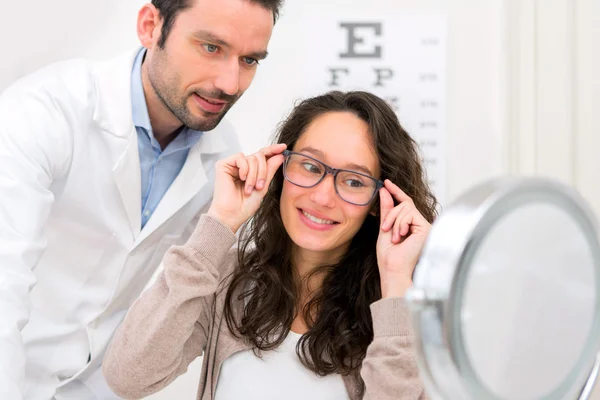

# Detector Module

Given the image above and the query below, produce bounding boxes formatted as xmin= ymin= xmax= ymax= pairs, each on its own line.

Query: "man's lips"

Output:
xmin=193 ymin=93 xmax=227 ymax=113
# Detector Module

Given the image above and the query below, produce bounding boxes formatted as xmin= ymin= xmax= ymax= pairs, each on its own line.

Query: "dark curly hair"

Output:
xmin=151 ymin=0 xmax=283 ymax=48
xmin=223 ymin=91 xmax=438 ymax=378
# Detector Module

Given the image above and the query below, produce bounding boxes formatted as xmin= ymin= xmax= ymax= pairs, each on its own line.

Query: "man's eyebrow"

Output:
xmin=297 ymin=146 xmax=375 ymax=176
xmin=193 ymin=30 xmax=230 ymax=47
xmin=248 ymin=50 xmax=269 ymax=60
xmin=193 ymin=30 xmax=268 ymax=60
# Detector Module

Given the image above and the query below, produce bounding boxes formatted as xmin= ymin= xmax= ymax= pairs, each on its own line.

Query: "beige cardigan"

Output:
xmin=103 ymin=215 xmax=428 ymax=400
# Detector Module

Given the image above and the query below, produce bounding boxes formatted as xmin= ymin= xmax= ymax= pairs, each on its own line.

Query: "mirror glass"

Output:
xmin=459 ymin=201 xmax=598 ymax=399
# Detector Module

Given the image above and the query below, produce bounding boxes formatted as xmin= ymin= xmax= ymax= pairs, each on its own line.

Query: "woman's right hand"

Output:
xmin=207 ymin=143 xmax=287 ymax=233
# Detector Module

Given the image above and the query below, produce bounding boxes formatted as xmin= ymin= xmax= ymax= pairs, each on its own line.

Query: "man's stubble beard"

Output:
xmin=148 ymin=52 xmax=240 ymax=132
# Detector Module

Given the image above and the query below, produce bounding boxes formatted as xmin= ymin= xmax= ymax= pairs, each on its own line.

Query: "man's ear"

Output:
xmin=137 ymin=4 xmax=163 ymax=49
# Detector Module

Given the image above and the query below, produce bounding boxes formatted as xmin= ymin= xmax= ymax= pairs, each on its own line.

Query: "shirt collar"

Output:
xmin=131 ymin=47 xmax=152 ymax=134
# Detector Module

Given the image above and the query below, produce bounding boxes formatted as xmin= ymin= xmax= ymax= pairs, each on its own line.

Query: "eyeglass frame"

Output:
xmin=282 ymin=150 xmax=384 ymax=206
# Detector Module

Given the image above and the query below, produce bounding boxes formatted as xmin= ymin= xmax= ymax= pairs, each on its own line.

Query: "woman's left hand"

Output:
xmin=376 ymin=180 xmax=432 ymax=298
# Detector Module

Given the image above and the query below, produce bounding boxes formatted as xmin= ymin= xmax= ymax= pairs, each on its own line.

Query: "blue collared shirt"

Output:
xmin=131 ymin=48 xmax=203 ymax=228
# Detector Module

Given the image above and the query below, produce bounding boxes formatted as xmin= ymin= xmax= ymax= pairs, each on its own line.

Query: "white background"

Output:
xmin=2 ymin=0 xmax=599 ymax=399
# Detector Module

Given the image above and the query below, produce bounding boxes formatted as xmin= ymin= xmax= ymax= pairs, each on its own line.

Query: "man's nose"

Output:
xmin=213 ymin=59 xmax=240 ymax=96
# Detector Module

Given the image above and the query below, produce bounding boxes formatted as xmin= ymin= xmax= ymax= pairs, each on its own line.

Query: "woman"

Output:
xmin=103 ymin=91 xmax=438 ymax=399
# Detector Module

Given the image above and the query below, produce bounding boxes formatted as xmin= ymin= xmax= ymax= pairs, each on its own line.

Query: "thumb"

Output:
xmin=379 ymin=187 xmax=394 ymax=227
xmin=264 ymin=154 xmax=285 ymax=188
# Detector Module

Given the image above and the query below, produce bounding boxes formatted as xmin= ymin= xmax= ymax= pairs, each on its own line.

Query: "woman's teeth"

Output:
xmin=302 ymin=210 xmax=334 ymax=225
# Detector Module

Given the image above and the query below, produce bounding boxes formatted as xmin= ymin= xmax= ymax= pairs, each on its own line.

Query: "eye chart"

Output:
xmin=231 ymin=12 xmax=447 ymax=204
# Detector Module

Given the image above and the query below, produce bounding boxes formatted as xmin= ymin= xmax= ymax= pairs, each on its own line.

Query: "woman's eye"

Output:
xmin=204 ymin=44 xmax=219 ymax=53
xmin=301 ymin=162 xmax=322 ymax=174
xmin=345 ymin=179 xmax=365 ymax=188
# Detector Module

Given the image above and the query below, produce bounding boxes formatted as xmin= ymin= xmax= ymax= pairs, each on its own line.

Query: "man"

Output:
xmin=0 ymin=0 xmax=282 ymax=398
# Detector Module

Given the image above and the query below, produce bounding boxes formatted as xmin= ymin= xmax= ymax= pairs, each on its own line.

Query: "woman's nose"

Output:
xmin=308 ymin=174 xmax=336 ymax=207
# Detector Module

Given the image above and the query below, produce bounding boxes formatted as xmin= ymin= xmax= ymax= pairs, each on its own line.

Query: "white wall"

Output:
xmin=0 ymin=0 xmax=147 ymax=88
xmin=2 ymin=0 xmax=599 ymax=399
xmin=504 ymin=0 xmax=600 ymax=217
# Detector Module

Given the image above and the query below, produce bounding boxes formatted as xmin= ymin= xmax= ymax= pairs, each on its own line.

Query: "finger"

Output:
xmin=381 ymin=203 xmax=405 ymax=232
xmin=216 ymin=158 xmax=238 ymax=180
xmin=384 ymin=179 xmax=413 ymax=204
xmin=378 ymin=187 xmax=395 ymax=227
xmin=260 ymin=143 xmax=287 ymax=157
xmin=399 ymin=213 xmax=412 ymax=237
xmin=261 ymin=154 xmax=285 ymax=191
xmin=254 ymin=153 xmax=268 ymax=190
xmin=394 ymin=211 xmax=415 ymax=242
xmin=392 ymin=218 xmax=403 ymax=244
xmin=234 ymin=153 xmax=249 ymax=181
xmin=391 ymin=207 xmax=411 ymax=242
xmin=244 ymin=156 xmax=258 ymax=195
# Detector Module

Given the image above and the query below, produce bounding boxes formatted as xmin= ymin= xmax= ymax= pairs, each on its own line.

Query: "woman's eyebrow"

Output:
xmin=297 ymin=146 xmax=374 ymax=176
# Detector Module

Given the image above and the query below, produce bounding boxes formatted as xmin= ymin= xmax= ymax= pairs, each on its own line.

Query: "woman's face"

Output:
xmin=280 ymin=111 xmax=381 ymax=262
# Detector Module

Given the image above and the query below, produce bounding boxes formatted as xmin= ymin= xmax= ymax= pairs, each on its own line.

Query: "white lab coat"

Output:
xmin=0 ymin=49 xmax=240 ymax=399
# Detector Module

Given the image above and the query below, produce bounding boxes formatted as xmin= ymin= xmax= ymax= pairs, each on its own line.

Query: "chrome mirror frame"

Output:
xmin=406 ymin=178 xmax=600 ymax=400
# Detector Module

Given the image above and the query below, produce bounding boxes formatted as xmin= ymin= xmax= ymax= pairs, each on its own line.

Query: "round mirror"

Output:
xmin=407 ymin=178 xmax=600 ymax=400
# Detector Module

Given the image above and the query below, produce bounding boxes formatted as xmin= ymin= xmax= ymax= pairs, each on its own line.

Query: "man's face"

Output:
xmin=145 ymin=0 xmax=274 ymax=131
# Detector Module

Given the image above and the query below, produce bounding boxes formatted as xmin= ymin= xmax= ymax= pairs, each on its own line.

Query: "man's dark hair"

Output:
xmin=151 ymin=0 xmax=283 ymax=48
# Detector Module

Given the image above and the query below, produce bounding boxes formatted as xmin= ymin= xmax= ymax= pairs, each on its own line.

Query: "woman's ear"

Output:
xmin=369 ymin=198 xmax=379 ymax=217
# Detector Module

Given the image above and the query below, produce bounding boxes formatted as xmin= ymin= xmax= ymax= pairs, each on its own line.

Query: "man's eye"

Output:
xmin=203 ymin=44 xmax=219 ymax=53
xmin=243 ymin=57 xmax=259 ymax=66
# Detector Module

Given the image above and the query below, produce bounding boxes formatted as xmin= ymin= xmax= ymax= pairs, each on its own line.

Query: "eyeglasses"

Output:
xmin=282 ymin=150 xmax=383 ymax=206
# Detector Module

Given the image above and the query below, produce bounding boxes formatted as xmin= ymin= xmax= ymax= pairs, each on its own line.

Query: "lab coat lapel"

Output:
xmin=92 ymin=49 xmax=142 ymax=239
xmin=134 ymin=126 xmax=229 ymax=246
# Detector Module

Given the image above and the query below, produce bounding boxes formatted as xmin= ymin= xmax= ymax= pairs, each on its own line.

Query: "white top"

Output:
xmin=214 ymin=331 xmax=350 ymax=400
